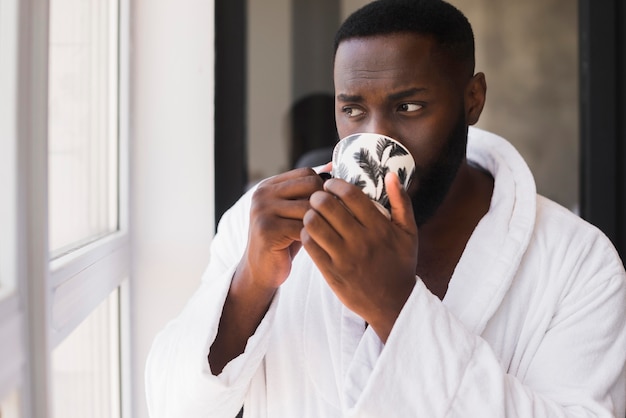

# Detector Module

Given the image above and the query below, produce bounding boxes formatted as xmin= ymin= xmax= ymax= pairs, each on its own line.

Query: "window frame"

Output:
xmin=0 ymin=0 xmax=131 ymax=416
xmin=0 ymin=0 xmax=23 ymax=405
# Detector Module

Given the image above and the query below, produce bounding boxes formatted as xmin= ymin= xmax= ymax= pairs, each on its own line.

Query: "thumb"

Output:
xmin=385 ymin=172 xmax=417 ymax=233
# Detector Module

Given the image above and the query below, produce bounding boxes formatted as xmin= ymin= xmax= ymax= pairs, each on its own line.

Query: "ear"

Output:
xmin=465 ymin=72 xmax=487 ymax=125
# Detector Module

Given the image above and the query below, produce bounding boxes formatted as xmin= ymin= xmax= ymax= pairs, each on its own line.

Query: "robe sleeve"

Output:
xmin=145 ymin=188 xmax=278 ymax=418
xmin=342 ymin=236 xmax=626 ymax=417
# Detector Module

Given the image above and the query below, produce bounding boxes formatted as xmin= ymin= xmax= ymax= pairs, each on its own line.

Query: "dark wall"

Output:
xmin=214 ymin=0 xmax=247 ymax=225
xmin=579 ymin=0 xmax=626 ymax=261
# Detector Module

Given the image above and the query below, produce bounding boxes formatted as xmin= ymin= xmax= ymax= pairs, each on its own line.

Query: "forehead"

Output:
xmin=334 ymin=33 xmax=452 ymax=90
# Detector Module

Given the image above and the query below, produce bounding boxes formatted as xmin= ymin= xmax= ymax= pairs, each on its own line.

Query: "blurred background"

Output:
xmin=244 ymin=0 xmax=579 ymax=208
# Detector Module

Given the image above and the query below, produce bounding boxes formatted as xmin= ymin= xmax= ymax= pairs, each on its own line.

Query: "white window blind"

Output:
xmin=0 ymin=0 xmax=19 ymax=298
xmin=0 ymin=390 xmax=21 ymax=418
xmin=47 ymin=0 xmax=128 ymax=416
xmin=48 ymin=0 xmax=119 ymax=257
xmin=52 ymin=289 xmax=120 ymax=418
xmin=0 ymin=0 xmax=25 ymax=416
xmin=0 ymin=0 xmax=129 ymax=415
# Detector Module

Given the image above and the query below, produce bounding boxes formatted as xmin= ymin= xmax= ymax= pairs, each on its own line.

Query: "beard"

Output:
xmin=410 ymin=113 xmax=468 ymax=227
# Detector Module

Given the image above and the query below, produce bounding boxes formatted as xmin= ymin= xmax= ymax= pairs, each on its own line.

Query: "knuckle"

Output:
xmin=310 ymin=190 xmax=335 ymax=210
xmin=302 ymin=208 xmax=322 ymax=230
xmin=302 ymin=209 xmax=314 ymax=226
xmin=300 ymin=229 xmax=313 ymax=247
xmin=249 ymin=197 xmax=269 ymax=219
xmin=302 ymin=172 xmax=325 ymax=190
xmin=252 ymin=183 xmax=272 ymax=203
xmin=301 ymin=167 xmax=318 ymax=177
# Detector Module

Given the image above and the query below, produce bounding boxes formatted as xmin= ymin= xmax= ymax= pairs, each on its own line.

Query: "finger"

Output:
xmin=386 ymin=172 xmax=417 ymax=233
xmin=261 ymin=167 xmax=318 ymax=184
xmin=322 ymin=178 xmax=384 ymax=222
xmin=271 ymin=199 xmax=311 ymax=220
xmin=251 ymin=196 xmax=313 ymax=222
xmin=308 ymin=188 xmax=367 ymax=238
xmin=302 ymin=201 xmax=349 ymax=256
xmin=259 ymin=167 xmax=322 ymax=190
xmin=300 ymin=225 xmax=335 ymax=278
xmin=255 ymin=172 xmax=324 ymax=201
xmin=252 ymin=216 xmax=305 ymax=245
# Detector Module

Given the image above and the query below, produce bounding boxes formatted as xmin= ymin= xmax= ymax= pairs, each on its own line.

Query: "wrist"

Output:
xmin=366 ymin=278 xmax=416 ymax=343
xmin=232 ymin=259 xmax=279 ymax=306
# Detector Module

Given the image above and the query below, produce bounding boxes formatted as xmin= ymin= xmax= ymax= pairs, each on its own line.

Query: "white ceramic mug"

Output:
xmin=331 ymin=133 xmax=415 ymax=218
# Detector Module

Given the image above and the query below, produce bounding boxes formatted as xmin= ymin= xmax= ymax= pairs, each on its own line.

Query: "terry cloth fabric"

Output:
xmin=145 ymin=127 xmax=626 ymax=418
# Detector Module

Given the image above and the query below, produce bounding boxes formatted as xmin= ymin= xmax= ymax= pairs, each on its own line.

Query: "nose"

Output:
xmin=362 ymin=112 xmax=399 ymax=140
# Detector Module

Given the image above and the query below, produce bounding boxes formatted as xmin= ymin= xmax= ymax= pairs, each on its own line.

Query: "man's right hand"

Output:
xmin=209 ymin=167 xmax=327 ymax=375
xmin=237 ymin=167 xmax=327 ymax=291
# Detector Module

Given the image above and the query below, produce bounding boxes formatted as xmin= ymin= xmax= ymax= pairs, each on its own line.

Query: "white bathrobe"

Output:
xmin=145 ymin=128 xmax=626 ymax=417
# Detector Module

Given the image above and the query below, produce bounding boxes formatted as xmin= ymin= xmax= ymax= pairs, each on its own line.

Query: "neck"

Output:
xmin=415 ymin=159 xmax=494 ymax=298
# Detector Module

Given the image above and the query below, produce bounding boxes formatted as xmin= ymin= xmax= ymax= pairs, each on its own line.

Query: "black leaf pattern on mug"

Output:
xmin=398 ymin=167 xmax=407 ymax=186
xmin=335 ymin=134 xmax=414 ymax=212
xmin=350 ymin=174 xmax=366 ymax=189
xmin=375 ymin=138 xmax=390 ymax=161
xmin=355 ymin=148 xmax=381 ymax=187
xmin=389 ymin=142 xmax=409 ymax=158
xmin=335 ymin=162 xmax=351 ymax=182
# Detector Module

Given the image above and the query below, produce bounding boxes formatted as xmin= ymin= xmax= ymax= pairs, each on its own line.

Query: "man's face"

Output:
xmin=334 ymin=32 xmax=469 ymax=225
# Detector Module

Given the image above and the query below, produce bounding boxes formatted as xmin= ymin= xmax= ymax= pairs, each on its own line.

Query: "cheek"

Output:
xmin=334 ymin=118 xmax=354 ymax=141
xmin=403 ymin=140 xmax=444 ymax=182
xmin=401 ymin=112 xmax=463 ymax=171
xmin=403 ymin=139 xmax=436 ymax=169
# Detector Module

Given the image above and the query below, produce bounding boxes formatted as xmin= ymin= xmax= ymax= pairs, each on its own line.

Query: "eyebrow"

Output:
xmin=336 ymin=88 xmax=427 ymax=103
xmin=336 ymin=93 xmax=363 ymax=103
xmin=387 ymin=87 xmax=427 ymax=101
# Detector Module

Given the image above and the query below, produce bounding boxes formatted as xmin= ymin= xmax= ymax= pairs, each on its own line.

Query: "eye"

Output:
xmin=342 ymin=106 xmax=365 ymax=118
xmin=398 ymin=103 xmax=422 ymax=112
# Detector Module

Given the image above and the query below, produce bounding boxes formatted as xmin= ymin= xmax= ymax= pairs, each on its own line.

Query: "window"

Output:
xmin=0 ymin=0 xmax=18 ymax=299
xmin=48 ymin=0 xmax=119 ymax=256
xmin=52 ymin=290 xmax=120 ymax=418
xmin=0 ymin=0 xmax=129 ymax=416
xmin=0 ymin=390 xmax=21 ymax=418
xmin=0 ymin=0 xmax=23 ymax=416
xmin=47 ymin=0 xmax=129 ymax=416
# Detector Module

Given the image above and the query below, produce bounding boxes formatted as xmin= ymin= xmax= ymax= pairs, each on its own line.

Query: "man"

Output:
xmin=146 ymin=1 xmax=626 ymax=416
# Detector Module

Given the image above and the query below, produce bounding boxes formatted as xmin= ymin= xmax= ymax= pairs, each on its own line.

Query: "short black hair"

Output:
xmin=334 ymin=0 xmax=475 ymax=74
